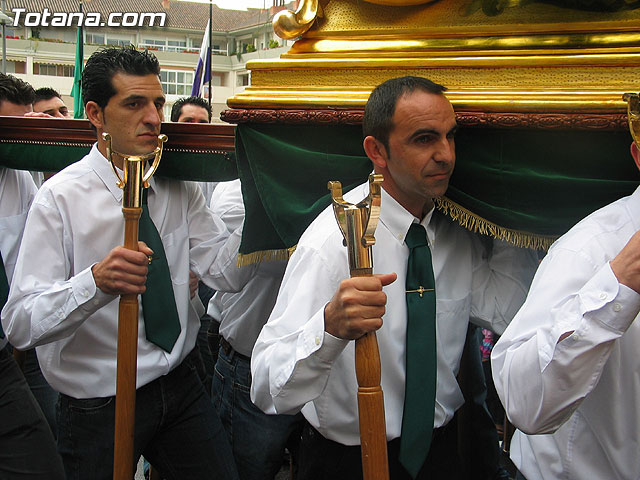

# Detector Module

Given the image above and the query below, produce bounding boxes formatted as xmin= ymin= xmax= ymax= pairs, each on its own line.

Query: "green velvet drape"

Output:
xmin=2 ymin=123 xmax=637 ymax=258
xmin=0 ymin=143 xmax=237 ymax=182
xmin=235 ymin=124 xmax=638 ymax=256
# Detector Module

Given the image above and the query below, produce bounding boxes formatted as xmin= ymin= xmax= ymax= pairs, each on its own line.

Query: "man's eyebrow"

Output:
xmin=409 ymin=125 xmax=458 ymax=140
xmin=119 ymin=94 xmax=165 ymax=105
xmin=120 ymin=94 xmax=146 ymax=104
xmin=408 ymin=128 xmax=439 ymax=141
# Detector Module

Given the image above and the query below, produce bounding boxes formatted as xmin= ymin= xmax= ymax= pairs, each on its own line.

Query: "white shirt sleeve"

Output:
xmin=186 ymin=181 xmax=256 ymax=294
xmin=491 ymin=245 xmax=640 ymax=434
xmin=2 ymin=194 xmax=115 ymax=349
xmin=468 ymin=238 xmax=538 ymax=335
xmin=250 ymin=244 xmax=349 ymax=415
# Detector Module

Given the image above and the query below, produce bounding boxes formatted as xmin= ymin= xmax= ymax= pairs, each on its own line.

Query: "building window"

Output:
xmin=237 ymin=73 xmax=250 ymax=87
xmin=141 ymin=39 xmax=166 ymax=51
xmin=34 ymin=63 xmax=74 ymax=77
xmin=212 ymin=72 xmax=225 ymax=87
xmin=86 ymin=33 xmax=105 ymax=44
xmin=13 ymin=61 xmax=26 ymax=74
xmin=107 ymin=37 xmax=131 ymax=47
xmin=167 ymin=40 xmax=187 ymax=52
xmin=160 ymin=70 xmax=194 ymax=96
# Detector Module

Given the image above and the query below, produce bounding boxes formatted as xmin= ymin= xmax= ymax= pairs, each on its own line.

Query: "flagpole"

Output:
xmin=208 ymin=0 xmax=212 ymax=108
xmin=71 ymin=1 xmax=83 ymax=118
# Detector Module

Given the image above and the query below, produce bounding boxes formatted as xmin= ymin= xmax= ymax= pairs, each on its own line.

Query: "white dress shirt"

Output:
xmin=491 ymin=186 xmax=640 ymax=480
xmin=0 ymin=168 xmax=38 ymax=351
xmin=207 ymin=180 xmax=287 ymax=357
xmin=198 ymin=181 xmax=218 ymax=207
xmin=251 ymin=181 xmax=536 ymax=445
xmin=1 ymin=145 xmax=252 ymax=398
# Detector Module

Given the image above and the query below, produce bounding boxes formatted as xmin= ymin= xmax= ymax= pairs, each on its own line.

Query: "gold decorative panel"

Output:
xmin=228 ymin=0 xmax=640 ymax=113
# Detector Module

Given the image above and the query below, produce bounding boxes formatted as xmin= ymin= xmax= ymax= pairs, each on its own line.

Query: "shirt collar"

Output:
xmin=86 ymin=143 xmax=158 ymax=204
xmin=379 ymin=186 xmax=436 ymax=247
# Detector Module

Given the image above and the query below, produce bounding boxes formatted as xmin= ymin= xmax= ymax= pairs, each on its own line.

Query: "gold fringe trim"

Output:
xmin=237 ymin=196 xmax=556 ymax=266
xmin=435 ymin=196 xmax=557 ymax=251
xmin=236 ymin=245 xmax=298 ymax=267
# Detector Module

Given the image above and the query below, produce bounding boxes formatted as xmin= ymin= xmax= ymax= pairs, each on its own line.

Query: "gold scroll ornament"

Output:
xmin=103 ymin=132 xmax=167 ymax=480
xmin=273 ymin=0 xmax=432 ymax=39
xmin=623 ymin=92 xmax=640 ymax=148
xmin=329 ymin=173 xmax=389 ymax=480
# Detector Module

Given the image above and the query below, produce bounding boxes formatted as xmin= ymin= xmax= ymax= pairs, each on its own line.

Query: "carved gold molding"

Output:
xmin=273 ymin=0 xmax=320 ymax=40
xmin=363 ymin=0 xmax=435 ymax=4
xmin=232 ymin=0 xmax=640 ymax=115
xmin=220 ymin=108 xmax=628 ymax=130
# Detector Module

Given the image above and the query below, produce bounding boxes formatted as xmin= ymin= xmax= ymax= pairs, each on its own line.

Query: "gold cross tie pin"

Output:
xmin=406 ymin=286 xmax=434 ymax=298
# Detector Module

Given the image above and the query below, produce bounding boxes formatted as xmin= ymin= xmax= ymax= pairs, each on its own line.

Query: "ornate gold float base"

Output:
xmin=226 ymin=0 xmax=640 ymax=116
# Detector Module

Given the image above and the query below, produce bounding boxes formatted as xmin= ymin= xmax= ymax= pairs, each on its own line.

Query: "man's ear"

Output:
xmin=85 ymin=101 xmax=103 ymax=130
xmin=363 ymin=135 xmax=388 ymax=170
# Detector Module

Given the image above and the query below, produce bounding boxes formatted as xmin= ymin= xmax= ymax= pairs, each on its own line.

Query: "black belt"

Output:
xmin=219 ymin=336 xmax=250 ymax=362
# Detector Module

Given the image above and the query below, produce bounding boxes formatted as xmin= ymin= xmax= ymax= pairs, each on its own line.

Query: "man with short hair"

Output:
xmin=0 ymin=72 xmax=35 ymax=116
xmin=0 ymin=71 xmax=65 ymax=480
xmin=2 ymin=46 xmax=248 ymax=480
xmin=171 ymin=95 xmax=216 ymax=202
xmin=33 ymin=87 xmax=70 ymax=118
xmin=171 ymin=96 xmax=211 ymax=123
xmin=171 ymin=95 xmax=217 ymax=380
xmin=491 ymin=140 xmax=640 ymax=480
xmin=251 ymin=76 xmax=537 ymax=480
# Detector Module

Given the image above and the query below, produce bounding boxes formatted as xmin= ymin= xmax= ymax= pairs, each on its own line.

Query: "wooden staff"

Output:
xmin=623 ymin=92 xmax=640 ymax=148
xmin=329 ymin=173 xmax=389 ymax=480
xmin=104 ymin=133 xmax=166 ymax=480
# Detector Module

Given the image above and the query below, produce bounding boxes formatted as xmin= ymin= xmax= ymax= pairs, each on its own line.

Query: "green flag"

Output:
xmin=71 ymin=25 xmax=83 ymax=119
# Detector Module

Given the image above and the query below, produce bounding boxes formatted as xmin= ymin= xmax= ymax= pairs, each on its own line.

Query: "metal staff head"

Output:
xmin=102 ymin=132 xmax=167 ymax=209
xmin=329 ymin=173 xmax=383 ymax=276
xmin=622 ymin=92 xmax=640 ymax=149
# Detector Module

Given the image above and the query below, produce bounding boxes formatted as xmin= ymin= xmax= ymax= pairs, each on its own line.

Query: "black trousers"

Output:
xmin=0 ymin=345 xmax=65 ymax=480
xmin=297 ymin=416 xmax=462 ymax=480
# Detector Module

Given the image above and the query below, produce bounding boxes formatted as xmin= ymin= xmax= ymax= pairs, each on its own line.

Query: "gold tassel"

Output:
xmin=237 ymin=196 xmax=556 ymax=267
xmin=435 ymin=197 xmax=557 ymax=251
xmin=236 ymin=245 xmax=297 ymax=267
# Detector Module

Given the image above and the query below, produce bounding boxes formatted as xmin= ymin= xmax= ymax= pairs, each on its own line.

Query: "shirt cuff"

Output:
xmin=300 ymin=308 xmax=349 ymax=364
xmin=316 ymin=331 xmax=350 ymax=363
xmin=73 ymin=264 xmax=116 ymax=312
xmin=579 ymin=262 xmax=640 ymax=334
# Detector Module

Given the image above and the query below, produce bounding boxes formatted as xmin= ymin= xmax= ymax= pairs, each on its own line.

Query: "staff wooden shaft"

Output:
xmin=330 ymin=175 xmax=389 ymax=480
xmin=105 ymin=132 xmax=165 ymax=480
xmin=354 ymin=305 xmax=389 ymax=480
xmin=113 ymin=207 xmax=141 ymax=480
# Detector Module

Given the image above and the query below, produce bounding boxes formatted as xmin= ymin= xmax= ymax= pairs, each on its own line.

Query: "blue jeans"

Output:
xmin=0 ymin=345 xmax=65 ymax=479
xmin=212 ymin=344 xmax=304 ymax=480
xmin=57 ymin=351 xmax=239 ymax=480
xmin=23 ymin=348 xmax=58 ymax=438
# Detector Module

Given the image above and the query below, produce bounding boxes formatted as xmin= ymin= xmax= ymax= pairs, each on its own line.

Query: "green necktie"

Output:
xmin=139 ymin=188 xmax=181 ymax=352
xmin=399 ymin=222 xmax=437 ymax=479
xmin=0 ymin=251 xmax=8 ymax=339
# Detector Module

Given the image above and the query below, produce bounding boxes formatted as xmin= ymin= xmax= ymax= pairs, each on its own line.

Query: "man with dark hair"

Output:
xmin=33 ymin=88 xmax=70 ymax=118
xmin=171 ymin=96 xmax=212 ymax=123
xmin=0 ymin=72 xmax=35 ymax=116
xmin=2 ymin=46 xmax=248 ymax=479
xmin=252 ymin=76 xmax=537 ymax=479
